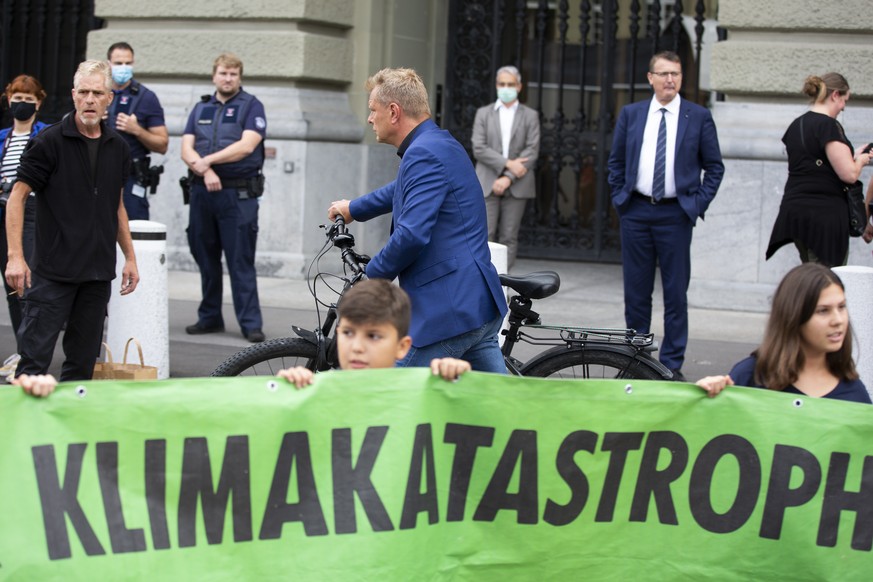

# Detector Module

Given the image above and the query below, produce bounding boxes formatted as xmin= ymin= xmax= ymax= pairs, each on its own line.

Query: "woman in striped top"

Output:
xmin=0 ymin=75 xmax=49 ymax=380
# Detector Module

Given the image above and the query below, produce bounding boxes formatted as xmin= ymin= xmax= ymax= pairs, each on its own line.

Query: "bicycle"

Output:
xmin=212 ymin=217 xmax=673 ymax=381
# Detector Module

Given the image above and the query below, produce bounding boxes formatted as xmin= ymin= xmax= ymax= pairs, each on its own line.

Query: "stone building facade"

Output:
xmin=87 ymin=0 xmax=873 ymax=312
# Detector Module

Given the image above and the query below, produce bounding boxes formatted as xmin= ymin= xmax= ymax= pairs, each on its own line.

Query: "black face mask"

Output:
xmin=10 ymin=101 xmax=37 ymax=121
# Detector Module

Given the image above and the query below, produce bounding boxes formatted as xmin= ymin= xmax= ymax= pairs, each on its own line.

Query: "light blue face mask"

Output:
xmin=497 ymin=86 xmax=518 ymax=104
xmin=111 ymin=64 xmax=133 ymax=85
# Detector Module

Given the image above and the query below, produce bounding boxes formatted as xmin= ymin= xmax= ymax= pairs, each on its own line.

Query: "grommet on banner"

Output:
xmin=266 ymin=380 xmax=279 ymax=392
xmin=624 ymin=384 xmax=633 ymax=394
xmin=76 ymin=386 xmax=87 ymax=398
xmin=793 ymin=399 xmax=803 ymax=408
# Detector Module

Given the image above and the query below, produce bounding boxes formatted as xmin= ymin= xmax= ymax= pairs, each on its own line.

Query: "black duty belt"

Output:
xmin=191 ymin=176 xmax=254 ymax=189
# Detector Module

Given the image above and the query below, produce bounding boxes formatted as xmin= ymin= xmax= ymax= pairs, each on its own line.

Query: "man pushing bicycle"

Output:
xmin=328 ymin=68 xmax=507 ymax=373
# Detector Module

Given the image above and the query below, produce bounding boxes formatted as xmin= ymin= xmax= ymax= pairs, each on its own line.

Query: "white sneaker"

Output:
xmin=0 ymin=353 xmax=21 ymax=382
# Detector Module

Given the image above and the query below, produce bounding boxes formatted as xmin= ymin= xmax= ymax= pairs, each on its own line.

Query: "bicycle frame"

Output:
xmin=500 ymin=276 xmax=672 ymax=379
xmin=292 ymin=217 xmax=368 ymax=371
xmin=213 ymin=220 xmax=674 ymax=381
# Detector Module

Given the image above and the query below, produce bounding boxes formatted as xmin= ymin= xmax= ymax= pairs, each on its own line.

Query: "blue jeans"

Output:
xmin=397 ymin=314 xmax=506 ymax=373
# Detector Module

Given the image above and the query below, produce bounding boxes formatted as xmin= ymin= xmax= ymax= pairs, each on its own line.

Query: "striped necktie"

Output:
xmin=652 ymin=108 xmax=667 ymax=202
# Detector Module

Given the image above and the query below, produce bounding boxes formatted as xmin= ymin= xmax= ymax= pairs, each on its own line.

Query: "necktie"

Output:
xmin=652 ymin=108 xmax=667 ymax=202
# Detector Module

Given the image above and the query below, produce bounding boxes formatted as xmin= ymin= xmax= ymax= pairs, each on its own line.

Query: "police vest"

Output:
xmin=109 ymin=80 xmax=143 ymax=118
xmin=108 ymin=80 xmax=148 ymax=159
xmin=192 ymin=91 xmax=264 ymax=179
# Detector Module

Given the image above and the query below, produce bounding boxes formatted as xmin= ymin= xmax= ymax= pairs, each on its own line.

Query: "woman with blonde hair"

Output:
xmin=697 ymin=263 xmax=871 ymax=403
xmin=766 ymin=73 xmax=872 ymax=267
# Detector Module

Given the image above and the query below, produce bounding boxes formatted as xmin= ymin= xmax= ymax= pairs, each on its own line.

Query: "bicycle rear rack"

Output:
xmin=515 ymin=325 xmax=659 ymax=353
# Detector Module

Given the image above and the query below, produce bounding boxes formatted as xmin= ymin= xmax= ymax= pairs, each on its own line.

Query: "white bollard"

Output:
xmin=489 ymin=241 xmax=509 ymax=279
xmin=489 ymin=242 xmax=509 ymax=346
xmin=833 ymin=265 xmax=873 ymax=400
xmin=106 ymin=220 xmax=170 ymax=379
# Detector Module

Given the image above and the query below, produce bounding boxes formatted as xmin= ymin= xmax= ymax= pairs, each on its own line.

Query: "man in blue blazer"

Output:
xmin=607 ymin=51 xmax=724 ymax=381
xmin=328 ymin=68 xmax=508 ymax=372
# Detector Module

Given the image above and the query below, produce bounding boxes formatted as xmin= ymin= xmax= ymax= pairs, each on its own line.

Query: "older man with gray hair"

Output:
xmin=5 ymin=59 xmax=138 ymax=380
xmin=471 ymin=65 xmax=540 ymax=268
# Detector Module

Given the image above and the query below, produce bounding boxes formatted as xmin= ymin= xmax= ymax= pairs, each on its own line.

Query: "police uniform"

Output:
xmin=183 ymin=89 xmax=266 ymax=337
xmin=107 ymin=79 xmax=166 ymax=220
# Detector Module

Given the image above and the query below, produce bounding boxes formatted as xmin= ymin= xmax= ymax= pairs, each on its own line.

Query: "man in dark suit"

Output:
xmin=472 ymin=65 xmax=540 ymax=268
xmin=328 ymin=68 xmax=507 ymax=372
xmin=607 ymin=51 xmax=724 ymax=381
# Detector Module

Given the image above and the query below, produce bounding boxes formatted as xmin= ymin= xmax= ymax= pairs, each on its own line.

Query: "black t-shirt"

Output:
xmin=85 ymin=136 xmax=100 ymax=180
xmin=782 ymin=111 xmax=853 ymax=198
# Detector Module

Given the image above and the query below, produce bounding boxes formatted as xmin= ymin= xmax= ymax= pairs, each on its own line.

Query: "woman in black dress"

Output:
xmin=766 ymin=73 xmax=872 ymax=266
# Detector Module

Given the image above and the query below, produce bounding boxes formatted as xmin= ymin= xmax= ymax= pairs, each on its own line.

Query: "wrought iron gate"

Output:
xmin=0 ymin=0 xmax=101 ymax=124
xmin=443 ymin=0 xmax=716 ymax=262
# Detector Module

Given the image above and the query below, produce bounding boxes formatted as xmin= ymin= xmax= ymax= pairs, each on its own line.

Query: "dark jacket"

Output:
xmin=607 ymin=96 xmax=724 ymax=224
xmin=15 ymin=114 xmax=130 ymax=283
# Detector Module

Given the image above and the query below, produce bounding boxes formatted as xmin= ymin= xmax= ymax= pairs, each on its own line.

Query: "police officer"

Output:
xmin=106 ymin=42 xmax=168 ymax=220
xmin=181 ymin=53 xmax=266 ymax=343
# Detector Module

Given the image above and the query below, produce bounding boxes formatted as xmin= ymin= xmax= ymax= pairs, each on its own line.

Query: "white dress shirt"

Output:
xmin=495 ymin=100 xmax=519 ymax=159
xmin=635 ymin=95 xmax=680 ymax=199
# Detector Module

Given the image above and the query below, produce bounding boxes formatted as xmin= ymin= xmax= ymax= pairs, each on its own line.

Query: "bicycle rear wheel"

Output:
xmin=212 ymin=338 xmax=320 ymax=377
xmin=521 ymin=347 xmax=667 ymax=380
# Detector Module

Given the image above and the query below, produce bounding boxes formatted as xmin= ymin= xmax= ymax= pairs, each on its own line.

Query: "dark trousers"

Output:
xmin=186 ymin=183 xmax=262 ymax=334
xmin=0 ymin=197 xmax=36 ymax=342
xmin=619 ymin=195 xmax=693 ymax=371
xmin=16 ymin=274 xmax=110 ymax=381
xmin=122 ymin=175 xmax=150 ymax=221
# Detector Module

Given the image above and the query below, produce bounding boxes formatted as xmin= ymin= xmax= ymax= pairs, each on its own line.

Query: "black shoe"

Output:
xmin=671 ymin=369 xmax=687 ymax=382
xmin=185 ymin=322 xmax=225 ymax=335
xmin=245 ymin=329 xmax=266 ymax=343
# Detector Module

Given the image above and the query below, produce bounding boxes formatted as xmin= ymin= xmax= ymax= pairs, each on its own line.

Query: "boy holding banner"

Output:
xmin=278 ymin=280 xmax=470 ymax=388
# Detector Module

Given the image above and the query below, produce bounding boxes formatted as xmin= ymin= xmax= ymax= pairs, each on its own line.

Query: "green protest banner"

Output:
xmin=1 ymin=370 xmax=871 ymax=580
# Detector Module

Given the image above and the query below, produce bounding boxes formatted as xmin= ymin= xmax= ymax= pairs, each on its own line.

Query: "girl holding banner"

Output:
xmin=697 ymin=263 xmax=871 ymax=403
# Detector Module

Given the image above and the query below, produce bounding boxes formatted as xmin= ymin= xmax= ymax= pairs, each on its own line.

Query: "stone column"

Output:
xmin=689 ymin=0 xmax=873 ymax=312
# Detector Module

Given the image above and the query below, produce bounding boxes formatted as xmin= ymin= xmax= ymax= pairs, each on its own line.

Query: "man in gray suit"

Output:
xmin=472 ymin=65 xmax=541 ymax=268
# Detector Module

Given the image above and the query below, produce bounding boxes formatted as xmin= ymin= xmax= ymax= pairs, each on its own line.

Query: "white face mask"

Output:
xmin=497 ymin=87 xmax=518 ymax=104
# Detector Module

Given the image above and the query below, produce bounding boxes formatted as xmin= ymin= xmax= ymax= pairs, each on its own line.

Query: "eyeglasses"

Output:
xmin=651 ymin=71 xmax=682 ymax=79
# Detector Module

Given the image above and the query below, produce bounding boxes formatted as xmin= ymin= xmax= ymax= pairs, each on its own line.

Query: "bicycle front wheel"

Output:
xmin=212 ymin=337 xmax=319 ymax=377
xmin=521 ymin=347 xmax=667 ymax=380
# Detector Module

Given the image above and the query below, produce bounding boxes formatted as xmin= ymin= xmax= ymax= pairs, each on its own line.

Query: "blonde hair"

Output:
xmin=213 ymin=53 xmax=244 ymax=76
xmin=73 ymin=60 xmax=112 ymax=91
xmin=365 ymin=68 xmax=431 ymax=118
xmin=802 ymin=73 xmax=849 ymax=104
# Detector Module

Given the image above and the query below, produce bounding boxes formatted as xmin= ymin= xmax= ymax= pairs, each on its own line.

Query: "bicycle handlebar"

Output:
xmin=325 ymin=216 xmax=368 ymax=276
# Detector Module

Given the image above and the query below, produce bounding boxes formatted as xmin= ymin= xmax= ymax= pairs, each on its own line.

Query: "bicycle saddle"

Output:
xmin=499 ymin=271 xmax=561 ymax=299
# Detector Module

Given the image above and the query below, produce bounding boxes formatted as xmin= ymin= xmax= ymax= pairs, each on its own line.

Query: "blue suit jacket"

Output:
xmin=350 ymin=120 xmax=507 ymax=347
xmin=607 ymin=97 xmax=724 ymax=223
